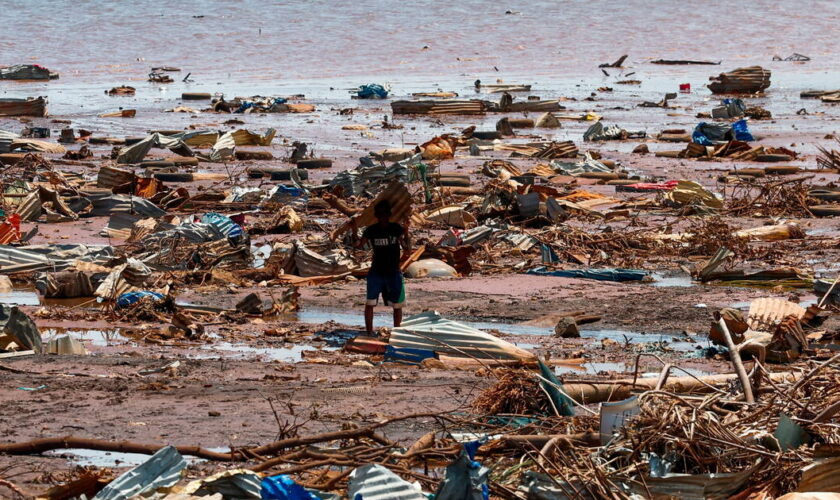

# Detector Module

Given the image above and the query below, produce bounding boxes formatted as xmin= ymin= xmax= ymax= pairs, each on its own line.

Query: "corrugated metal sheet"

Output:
xmin=101 ymin=214 xmax=142 ymax=239
xmin=331 ymin=181 xmax=413 ymax=240
xmin=636 ymin=468 xmax=754 ymax=499
xmin=748 ymin=298 xmax=806 ymax=332
xmin=502 ymin=232 xmax=538 ymax=251
xmin=348 ymin=464 xmax=426 ymax=500
xmin=550 ymin=157 xmax=612 ymax=176
xmin=390 ymin=311 xmax=536 ymax=361
xmin=0 ymin=97 xmax=47 ymax=117
xmin=15 ymin=191 xmax=41 ymax=222
xmin=10 ymin=138 xmax=64 ymax=153
xmin=116 ymin=133 xmax=193 ymax=164
xmin=97 ymin=165 xmax=136 ymax=189
xmin=92 ymin=446 xmax=186 ymax=500
xmin=180 ymin=131 xmax=219 ymax=147
xmin=0 ymin=130 xmax=17 ymax=154
xmin=231 ymin=128 xmax=275 ymax=146
xmin=0 ymin=245 xmax=115 ymax=274
xmin=293 ymin=241 xmax=354 ymax=277
xmin=530 ymin=140 xmax=578 ymax=159
xmin=87 ymin=194 xmax=166 ymax=218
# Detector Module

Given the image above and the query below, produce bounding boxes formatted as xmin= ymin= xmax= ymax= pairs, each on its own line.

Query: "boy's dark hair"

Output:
xmin=374 ymin=200 xmax=392 ymax=218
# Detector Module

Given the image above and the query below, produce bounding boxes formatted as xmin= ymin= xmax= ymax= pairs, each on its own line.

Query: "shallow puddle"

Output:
xmin=42 ymin=328 xmax=127 ymax=347
xmin=650 ymin=273 xmax=696 ymax=288
xmin=197 ymin=342 xmax=325 ymax=362
xmin=0 ymin=290 xmax=41 ymax=306
xmin=297 ymin=308 xmax=703 ymax=352
xmin=45 ymin=446 xmax=230 ymax=467
xmin=0 ymin=288 xmax=104 ymax=308
xmin=555 ymin=360 xmax=712 ymax=377
xmin=44 ymin=449 xmax=155 ymax=467
xmin=581 ymin=329 xmax=702 ymax=352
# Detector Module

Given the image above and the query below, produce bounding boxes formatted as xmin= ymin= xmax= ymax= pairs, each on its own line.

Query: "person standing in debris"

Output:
xmin=354 ymin=200 xmax=411 ymax=335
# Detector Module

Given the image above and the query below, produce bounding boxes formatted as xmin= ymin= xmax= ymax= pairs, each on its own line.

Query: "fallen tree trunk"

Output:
xmin=490 ymin=432 xmax=600 ymax=451
xmin=563 ymin=371 xmax=799 ymax=405
xmin=0 ymin=412 xmax=446 ymax=461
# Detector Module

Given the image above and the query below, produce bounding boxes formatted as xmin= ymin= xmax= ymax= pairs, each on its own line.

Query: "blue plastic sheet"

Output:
xmin=357 ymin=84 xmax=388 ymax=99
xmin=526 ymin=267 xmax=648 ymax=282
xmin=731 ymin=119 xmax=754 ymax=142
xmin=692 ymin=119 xmax=753 ymax=146
xmin=116 ymin=291 xmax=165 ymax=309
xmin=384 ymin=345 xmax=436 ymax=365
xmin=261 ymin=475 xmax=319 ymax=500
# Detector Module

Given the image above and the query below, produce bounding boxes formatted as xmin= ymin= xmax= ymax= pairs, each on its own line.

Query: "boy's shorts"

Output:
xmin=366 ymin=271 xmax=405 ymax=308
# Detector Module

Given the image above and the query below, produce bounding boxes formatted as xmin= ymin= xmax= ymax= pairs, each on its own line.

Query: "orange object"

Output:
xmin=344 ymin=336 xmax=387 ymax=355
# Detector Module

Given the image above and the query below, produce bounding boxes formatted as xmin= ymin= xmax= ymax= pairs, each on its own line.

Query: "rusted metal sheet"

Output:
xmin=391 ymin=100 xmax=486 ymax=115
xmin=747 ymin=298 xmax=806 ymax=332
xmin=390 ymin=311 xmax=535 ymax=361
xmin=37 ymin=271 xmax=94 ymax=298
xmin=797 ymin=457 xmax=840 ymax=493
xmin=135 ymin=177 xmax=163 ymax=198
xmin=331 ymin=181 xmax=413 ymax=240
xmin=97 ymin=165 xmax=137 ymax=189
xmin=531 ymin=141 xmax=578 ymax=159
xmin=0 ymin=97 xmax=47 ymax=117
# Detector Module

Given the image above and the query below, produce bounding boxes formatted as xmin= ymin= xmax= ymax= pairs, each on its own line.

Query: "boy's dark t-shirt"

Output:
xmin=363 ymin=222 xmax=403 ymax=274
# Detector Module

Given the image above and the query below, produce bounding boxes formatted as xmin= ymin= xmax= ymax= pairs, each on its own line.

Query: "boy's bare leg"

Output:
xmin=393 ymin=307 xmax=402 ymax=328
xmin=365 ymin=305 xmax=375 ymax=335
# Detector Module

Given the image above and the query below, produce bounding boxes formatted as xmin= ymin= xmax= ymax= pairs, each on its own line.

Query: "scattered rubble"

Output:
xmin=0 ymin=31 xmax=837 ymax=500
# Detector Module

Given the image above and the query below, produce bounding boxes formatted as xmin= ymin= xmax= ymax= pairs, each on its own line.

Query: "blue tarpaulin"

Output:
xmin=384 ymin=345 xmax=436 ymax=365
xmin=731 ymin=119 xmax=754 ymax=142
xmin=357 ymin=84 xmax=388 ymax=99
xmin=692 ymin=119 xmax=753 ymax=146
xmin=261 ymin=475 xmax=320 ymax=500
xmin=526 ymin=267 xmax=648 ymax=282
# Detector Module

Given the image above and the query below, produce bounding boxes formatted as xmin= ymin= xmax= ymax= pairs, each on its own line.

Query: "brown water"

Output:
xmin=5 ymin=0 xmax=840 ymax=81
xmin=2 ymin=1 xmax=839 ymax=154
xmin=4 ymin=1 xmax=839 ymax=96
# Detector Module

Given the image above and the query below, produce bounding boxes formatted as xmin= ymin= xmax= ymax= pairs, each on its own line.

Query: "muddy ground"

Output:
xmin=1 ymin=52 xmax=840 ymax=494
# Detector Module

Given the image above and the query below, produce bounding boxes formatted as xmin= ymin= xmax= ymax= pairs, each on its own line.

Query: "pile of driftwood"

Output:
xmin=708 ymin=66 xmax=771 ymax=94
